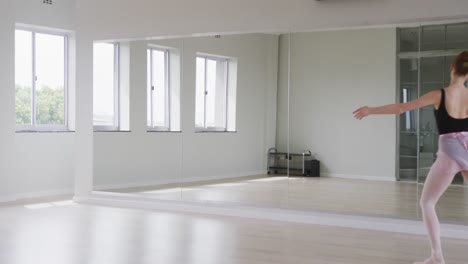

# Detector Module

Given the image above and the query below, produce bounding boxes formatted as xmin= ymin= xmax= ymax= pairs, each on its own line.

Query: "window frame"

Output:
xmin=147 ymin=47 xmax=171 ymax=132
xmin=195 ymin=54 xmax=229 ymax=132
xmin=15 ymin=27 xmax=69 ymax=132
xmin=93 ymin=42 xmax=121 ymax=131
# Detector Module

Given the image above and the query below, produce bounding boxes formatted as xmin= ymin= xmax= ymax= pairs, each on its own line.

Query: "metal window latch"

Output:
xmin=205 ymin=91 xmax=208 ymax=95
xmin=151 ymin=86 xmax=155 ymax=91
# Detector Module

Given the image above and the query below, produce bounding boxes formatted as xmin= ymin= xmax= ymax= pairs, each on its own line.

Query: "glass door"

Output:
xmin=417 ymin=56 xmax=444 ymax=184
xmin=398 ymin=57 xmax=419 ymax=182
xmin=397 ymin=22 xmax=468 ymax=185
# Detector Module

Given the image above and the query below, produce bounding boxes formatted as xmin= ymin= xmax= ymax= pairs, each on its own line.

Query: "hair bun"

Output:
xmin=453 ymin=51 xmax=468 ymax=76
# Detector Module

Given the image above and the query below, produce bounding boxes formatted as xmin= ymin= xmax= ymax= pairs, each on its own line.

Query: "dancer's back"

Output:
xmin=440 ymin=84 xmax=468 ymax=120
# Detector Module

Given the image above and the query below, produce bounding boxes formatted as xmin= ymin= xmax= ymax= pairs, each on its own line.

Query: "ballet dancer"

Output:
xmin=353 ymin=51 xmax=468 ymax=264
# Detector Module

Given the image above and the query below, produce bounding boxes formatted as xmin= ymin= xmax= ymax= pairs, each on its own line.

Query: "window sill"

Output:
xmin=16 ymin=130 xmax=75 ymax=133
xmin=195 ymin=131 xmax=237 ymax=133
xmin=147 ymin=130 xmax=182 ymax=133
xmin=93 ymin=130 xmax=132 ymax=133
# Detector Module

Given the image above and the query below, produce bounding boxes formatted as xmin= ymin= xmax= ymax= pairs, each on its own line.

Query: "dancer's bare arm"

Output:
xmin=353 ymin=90 xmax=441 ymax=120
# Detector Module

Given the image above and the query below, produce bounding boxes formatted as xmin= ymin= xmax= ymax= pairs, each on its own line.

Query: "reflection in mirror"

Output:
xmin=179 ymin=33 xmax=289 ymax=207
xmin=92 ymin=39 xmax=183 ymax=201
xmin=287 ymin=27 xmax=419 ymax=219
xmin=412 ymin=22 xmax=468 ymax=225
xmin=92 ymin=32 xmax=291 ymax=207
xmin=89 ymin=20 xmax=468 ymax=228
xmin=282 ymin=21 xmax=468 ymax=225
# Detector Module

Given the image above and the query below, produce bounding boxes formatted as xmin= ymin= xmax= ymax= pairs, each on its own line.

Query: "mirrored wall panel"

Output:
xmin=179 ymin=33 xmax=290 ymax=208
xmin=92 ymin=32 xmax=291 ymax=208
xmin=92 ymin=39 xmax=184 ymax=200
xmin=286 ymin=28 xmax=419 ymax=220
xmin=91 ymin=21 xmax=468 ymax=226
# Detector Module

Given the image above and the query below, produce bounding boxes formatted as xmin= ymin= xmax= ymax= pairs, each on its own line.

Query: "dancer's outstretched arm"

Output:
xmin=353 ymin=90 xmax=441 ymax=120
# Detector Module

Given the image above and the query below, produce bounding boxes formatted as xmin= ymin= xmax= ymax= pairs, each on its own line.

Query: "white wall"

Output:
xmin=94 ymin=34 xmax=279 ymax=189
xmin=0 ymin=0 xmax=76 ymax=201
xmin=277 ymin=28 xmax=397 ymax=179
xmin=15 ymin=133 xmax=75 ymax=198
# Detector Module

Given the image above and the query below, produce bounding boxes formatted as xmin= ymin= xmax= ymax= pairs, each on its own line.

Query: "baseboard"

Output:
xmin=1 ymin=171 xmax=395 ymax=203
xmin=94 ymin=170 xmax=267 ymax=191
xmin=181 ymin=170 xmax=267 ymax=184
xmin=322 ymin=173 xmax=396 ymax=182
xmin=94 ymin=178 xmax=179 ymax=191
xmin=0 ymin=171 xmax=268 ymax=202
xmin=0 ymin=188 xmax=73 ymax=203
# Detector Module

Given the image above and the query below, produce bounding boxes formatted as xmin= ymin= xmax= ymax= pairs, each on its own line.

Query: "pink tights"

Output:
xmin=417 ymin=132 xmax=468 ymax=264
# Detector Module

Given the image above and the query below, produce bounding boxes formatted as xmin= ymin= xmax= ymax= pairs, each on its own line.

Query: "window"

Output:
xmin=93 ymin=42 xmax=119 ymax=130
xmin=147 ymin=48 xmax=170 ymax=131
xmin=15 ymin=29 xmax=68 ymax=130
xmin=195 ymin=55 xmax=237 ymax=132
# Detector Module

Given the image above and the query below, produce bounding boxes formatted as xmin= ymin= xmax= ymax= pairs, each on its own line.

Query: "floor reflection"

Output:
xmin=108 ymin=176 xmax=468 ymax=224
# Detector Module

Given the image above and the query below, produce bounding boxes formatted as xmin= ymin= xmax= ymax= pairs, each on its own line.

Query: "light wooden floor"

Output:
xmin=1 ymin=200 xmax=468 ymax=264
xmin=108 ymin=176 xmax=468 ymax=225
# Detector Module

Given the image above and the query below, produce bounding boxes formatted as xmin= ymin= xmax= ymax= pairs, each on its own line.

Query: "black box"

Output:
xmin=304 ymin=159 xmax=320 ymax=177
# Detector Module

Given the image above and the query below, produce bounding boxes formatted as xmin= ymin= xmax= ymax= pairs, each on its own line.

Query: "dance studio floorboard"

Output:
xmin=1 ymin=200 xmax=468 ymax=264
xmin=107 ymin=176 xmax=468 ymax=225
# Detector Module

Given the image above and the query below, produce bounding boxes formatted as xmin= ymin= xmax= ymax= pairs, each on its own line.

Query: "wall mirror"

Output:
xmin=92 ymin=21 xmax=468 ymax=226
